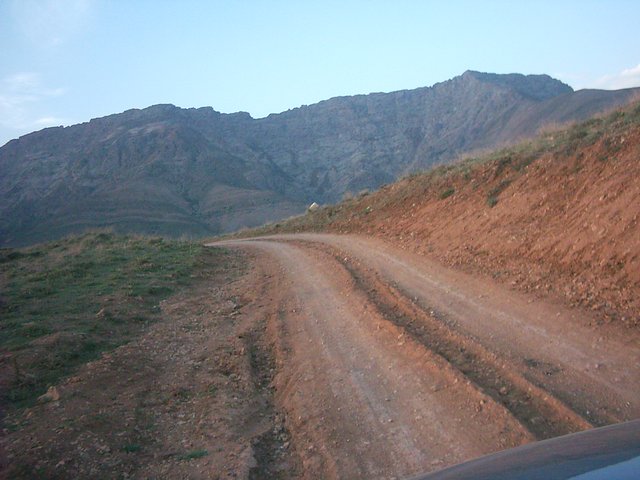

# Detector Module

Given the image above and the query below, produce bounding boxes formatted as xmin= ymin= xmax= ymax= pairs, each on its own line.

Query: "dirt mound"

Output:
xmin=262 ymin=102 xmax=640 ymax=328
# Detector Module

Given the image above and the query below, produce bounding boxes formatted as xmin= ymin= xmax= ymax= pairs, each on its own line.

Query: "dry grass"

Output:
xmin=0 ymin=232 xmax=234 ymax=410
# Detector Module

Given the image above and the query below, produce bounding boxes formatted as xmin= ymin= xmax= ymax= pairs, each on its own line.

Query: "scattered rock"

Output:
xmin=38 ymin=386 xmax=61 ymax=403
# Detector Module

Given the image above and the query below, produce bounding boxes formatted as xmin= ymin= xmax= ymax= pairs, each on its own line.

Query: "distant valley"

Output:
xmin=1 ymin=70 xmax=639 ymax=247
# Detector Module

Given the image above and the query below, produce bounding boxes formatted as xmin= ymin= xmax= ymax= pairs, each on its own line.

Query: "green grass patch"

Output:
xmin=0 ymin=232 xmax=226 ymax=410
xmin=440 ymin=188 xmax=455 ymax=199
xmin=122 ymin=444 xmax=142 ymax=453
xmin=486 ymin=179 xmax=512 ymax=208
xmin=178 ymin=450 xmax=209 ymax=461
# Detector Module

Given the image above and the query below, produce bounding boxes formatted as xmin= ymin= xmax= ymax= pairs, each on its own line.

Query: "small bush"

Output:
xmin=440 ymin=188 xmax=455 ymax=199
xmin=486 ymin=179 xmax=512 ymax=208
xmin=178 ymin=450 xmax=209 ymax=460
xmin=122 ymin=444 xmax=142 ymax=453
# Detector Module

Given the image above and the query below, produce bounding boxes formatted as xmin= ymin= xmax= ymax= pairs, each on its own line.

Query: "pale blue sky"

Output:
xmin=1 ymin=0 xmax=640 ymax=146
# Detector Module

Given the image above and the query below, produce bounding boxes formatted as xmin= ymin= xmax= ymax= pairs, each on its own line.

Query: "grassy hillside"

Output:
xmin=0 ymin=232 xmax=239 ymax=411
xmin=247 ymin=102 xmax=640 ymax=327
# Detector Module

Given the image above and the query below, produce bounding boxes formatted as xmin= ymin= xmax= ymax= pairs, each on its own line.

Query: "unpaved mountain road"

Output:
xmin=210 ymin=233 xmax=640 ymax=479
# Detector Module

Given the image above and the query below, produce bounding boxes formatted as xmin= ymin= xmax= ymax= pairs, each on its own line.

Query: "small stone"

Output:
xmin=38 ymin=386 xmax=60 ymax=402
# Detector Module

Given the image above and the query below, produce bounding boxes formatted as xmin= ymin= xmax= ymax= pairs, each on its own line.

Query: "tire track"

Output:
xmin=317 ymin=244 xmax=594 ymax=439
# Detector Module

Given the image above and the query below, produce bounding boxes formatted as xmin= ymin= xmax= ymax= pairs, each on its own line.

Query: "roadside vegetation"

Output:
xmin=0 ymin=232 xmax=225 ymax=410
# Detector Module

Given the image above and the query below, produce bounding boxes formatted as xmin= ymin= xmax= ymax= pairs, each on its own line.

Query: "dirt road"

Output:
xmin=212 ymin=234 xmax=640 ymax=479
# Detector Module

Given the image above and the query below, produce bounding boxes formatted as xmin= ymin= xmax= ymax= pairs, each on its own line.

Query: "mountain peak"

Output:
xmin=460 ymin=70 xmax=573 ymax=101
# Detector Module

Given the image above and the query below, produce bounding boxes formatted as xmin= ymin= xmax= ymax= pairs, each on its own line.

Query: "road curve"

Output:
xmin=208 ymin=234 xmax=640 ymax=479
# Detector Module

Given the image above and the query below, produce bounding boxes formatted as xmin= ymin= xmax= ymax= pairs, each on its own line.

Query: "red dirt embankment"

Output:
xmin=274 ymin=104 xmax=640 ymax=328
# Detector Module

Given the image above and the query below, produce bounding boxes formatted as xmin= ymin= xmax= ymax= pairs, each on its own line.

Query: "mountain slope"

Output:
xmin=257 ymin=101 xmax=640 ymax=327
xmin=1 ymin=71 xmax=639 ymax=246
xmin=0 ymin=108 xmax=305 ymax=246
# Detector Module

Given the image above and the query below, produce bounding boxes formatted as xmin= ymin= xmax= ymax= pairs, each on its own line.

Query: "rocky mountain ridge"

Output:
xmin=1 ymin=70 xmax=639 ymax=246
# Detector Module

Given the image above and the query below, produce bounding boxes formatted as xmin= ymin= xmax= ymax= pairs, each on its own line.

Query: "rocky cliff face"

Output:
xmin=1 ymin=71 xmax=638 ymax=246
